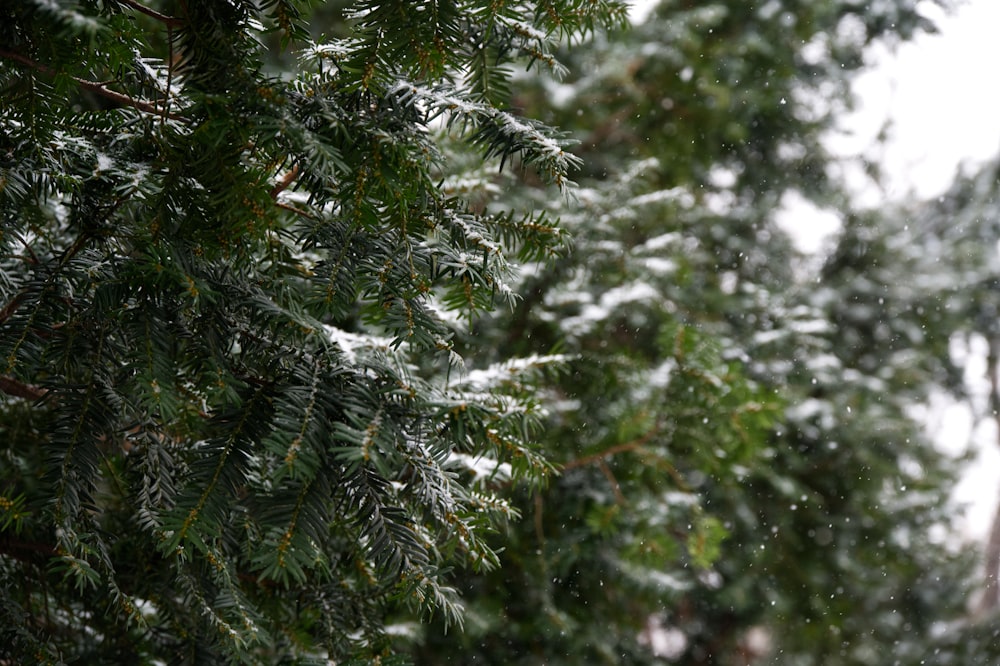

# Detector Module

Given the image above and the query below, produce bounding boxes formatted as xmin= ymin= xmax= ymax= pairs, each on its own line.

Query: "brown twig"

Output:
xmin=270 ymin=165 xmax=301 ymax=199
xmin=275 ymin=201 xmax=318 ymax=220
xmin=562 ymin=423 xmax=661 ymax=471
xmin=533 ymin=492 xmax=545 ymax=548
xmin=0 ymin=292 xmax=27 ymax=326
xmin=163 ymin=24 xmax=175 ymax=123
xmin=117 ymin=0 xmax=184 ymax=28
xmin=268 ymin=166 xmax=318 ymax=219
xmin=0 ymin=48 xmax=181 ymax=120
xmin=597 ymin=459 xmax=626 ymax=505
xmin=0 ymin=376 xmax=47 ymax=401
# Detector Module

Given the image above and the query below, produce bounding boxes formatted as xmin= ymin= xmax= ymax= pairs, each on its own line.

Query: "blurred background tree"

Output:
xmin=409 ymin=0 xmax=1000 ymax=664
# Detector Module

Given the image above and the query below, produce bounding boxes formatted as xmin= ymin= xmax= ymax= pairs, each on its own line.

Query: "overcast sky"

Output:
xmin=843 ymin=0 xmax=1000 ymax=540
xmin=837 ymin=0 xmax=1000 ymax=203
xmin=783 ymin=0 xmax=1000 ymax=254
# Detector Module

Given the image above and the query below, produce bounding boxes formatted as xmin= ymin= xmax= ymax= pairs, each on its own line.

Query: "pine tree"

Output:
xmin=0 ymin=0 xmax=626 ymax=662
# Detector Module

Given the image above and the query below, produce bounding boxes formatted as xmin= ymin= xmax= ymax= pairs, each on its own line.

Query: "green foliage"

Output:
xmin=4 ymin=0 xmax=996 ymax=665
xmin=408 ymin=1 xmax=997 ymax=665
xmin=0 ymin=0 xmax=624 ymax=662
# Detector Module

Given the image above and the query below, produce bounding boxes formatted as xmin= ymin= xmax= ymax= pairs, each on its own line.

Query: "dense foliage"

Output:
xmin=5 ymin=0 xmax=1000 ymax=665
xmin=0 ymin=0 xmax=625 ymax=662
xmin=410 ymin=1 xmax=1000 ymax=664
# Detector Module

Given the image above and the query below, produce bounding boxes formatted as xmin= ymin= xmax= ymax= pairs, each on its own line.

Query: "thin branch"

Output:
xmin=275 ymin=201 xmax=319 ymax=221
xmin=0 ymin=292 xmax=27 ymax=326
xmin=597 ymin=459 xmax=625 ymax=505
xmin=163 ymin=24 xmax=175 ymax=124
xmin=979 ymin=494 xmax=1000 ymax=615
xmin=0 ymin=376 xmax=47 ymax=401
xmin=117 ymin=0 xmax=184 ymax=28
xmin=562 ymin=423 xmax=661 ymax=470
xmin=0 ymin=48 xmax=181 ymax=120
xmin=269 ymin=166 xmax=320 ymax=219
xmin=270 ymin=165 xmax=301 ymax=199
xmin=533 ymin=492 xmax=545 ymax=548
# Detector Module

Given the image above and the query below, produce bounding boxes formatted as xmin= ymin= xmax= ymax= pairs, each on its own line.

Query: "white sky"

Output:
xmin=833 ymin=0 xmax=1000 ymax=203
xmin=783 ymin=0 xmax=1000 ymax=254
xmin=834 ymin=0 xmax=1000 ymax=541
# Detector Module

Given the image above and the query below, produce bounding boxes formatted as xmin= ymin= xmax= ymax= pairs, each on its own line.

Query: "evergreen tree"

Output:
xmin=867 ymin=155 xmax=1000 ymax=623
xmin=0 ymin=0 xmax=625 ymax=662
xmin=411 ymin=1 xmax=1000 ymax=664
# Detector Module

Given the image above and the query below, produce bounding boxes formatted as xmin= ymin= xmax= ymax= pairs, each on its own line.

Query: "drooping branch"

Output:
xmin=0 ymin=48 xmax=181 ymax=120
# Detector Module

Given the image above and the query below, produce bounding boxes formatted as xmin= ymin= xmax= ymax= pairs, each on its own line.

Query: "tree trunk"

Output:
xmin=978 ymin=337 xmax=1000 ymax=614
xmin=979 ymin=492 xmax=1000 ymax=613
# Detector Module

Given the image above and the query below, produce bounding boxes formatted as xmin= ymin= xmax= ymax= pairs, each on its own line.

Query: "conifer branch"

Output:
xmin=117 ymin=0 xmax=184 ymax=28
xmin=0 ymin=48 xmax=181 ymax=119
xmin=596 ymin=459 xmax=625 ymax=504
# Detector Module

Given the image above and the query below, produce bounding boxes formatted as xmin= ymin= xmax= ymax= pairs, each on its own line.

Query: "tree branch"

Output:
xmin=270 ymin=165 xmax=301 ymax=199
xmin=597 ymin=459 xmax=625 ymax=505
xmin=562 ymin=423 xmax=660 ymax=470
xmin=275 ymin=201 xmax=318 ymax=220
xmin=0 ymin=292 xmax=27 ymax=326
xmin=116 ymin=0 xmax=184 ymax=28
xmin=0 ymin=48 xmax=181 ymax=120
xmin=533 ymin=492 xmax=545 ymax=548
xmin=0 ymin=376 xmax=47 ymax=401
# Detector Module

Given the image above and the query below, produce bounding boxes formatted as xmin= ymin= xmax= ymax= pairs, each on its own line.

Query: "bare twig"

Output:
xmin=163 ymin=24 xmax=175 ymax=123
xmin=275 ymin=201 xmax=318 ymax=220
xmin=533 ymin=492 xmax=545 ymax=548
xmin=0 ymin=292 xmax=27 ymax=326
xmin=980 ymin=497 xmax=1000 ymax=614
